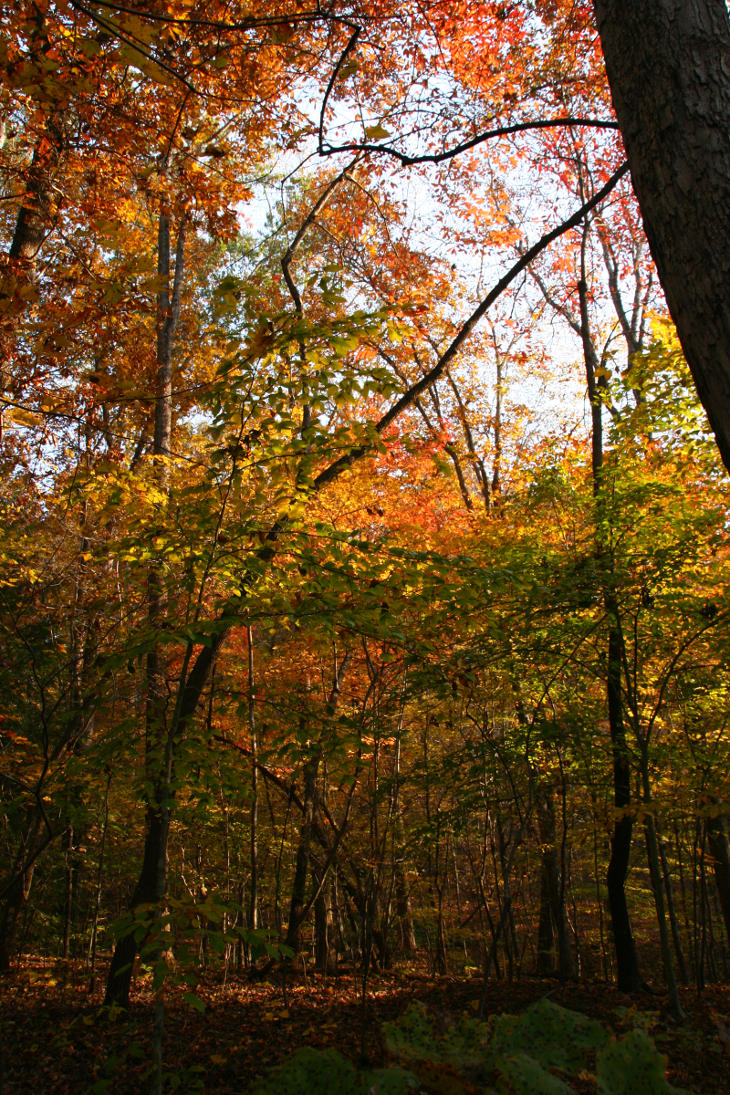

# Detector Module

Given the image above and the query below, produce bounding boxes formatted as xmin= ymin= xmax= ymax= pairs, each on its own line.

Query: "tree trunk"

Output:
xmin=642 ymin=807 xmax=683 ymax=1015
xmin=395 ymin=862 xmax=417 ymax=957
xmin=705 ymin=812 xmax=730 ymax=946
xmin=89 ymin=771 xmax=112 ymax=993
xmin=0 ymin=866 xmax=35 ymax=972
xmin=593 ymin=0 xmax=730 ymax=472
xmin=605 ymin=621 xmax=642 ymax=992
xmin=104 ymin=213 xmax=185 ymax=1009
xmin=0 ymin=811 xmax=47 ymax=972
xmin=536 ymin=868 xmax=555 ymax=976
xmin=8 ymin=126 xmax=62 ymax=264
xmin=62 ymin=824 xmax=75 ymax=959
xmin=7 ymin=8 xmax=66 ymax=268
xmin=285 ymin=655 xmax=350 ymax=958
xmin=578 ymin=269 xmax=642 ymax=994
xmin=104 ymin=809 xmax=170 ymax=1006
xmin=658 ymin=831 xmax=689 ymax=983
xmin=285 ymin=750 xmax=318 ymax=955
xmin=248 ymin=626 xmax=259 ymax=936
xmin=314 ymin=874 xmax=332 ymax=973
xmin=535 ymin=782 xmax=576 ymax=979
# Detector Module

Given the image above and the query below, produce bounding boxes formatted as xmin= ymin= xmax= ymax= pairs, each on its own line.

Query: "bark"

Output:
xmin=0 ymin=867 xmax=34 ymax=972
xmin=7 ymin=8 xmax=65 ymax=266
xmin=104 ymin=214 xmax=185 ymax=1009
xmin=605 ymin=622 xmax=642 ymax=992
xmin=593 ymin=0 xmax=730 ymax=472
xmin=285 ymin=655 xmax=349 ymax=956
xmin=285 ymin=747 xmax=319 ymax=955
xmin=636 ymin=736 xmax=682 ymax=1012
xmin=62 ymin=825 xmax=75 ymax=959
xmin=8 ymin=124 xmax=63 ymax=264
xmin=395 ymin=863 xmax=417 ymax=957
xmin=89 ymin=771 xmax=112 ymax=993
xmin=643 ymin=808 xmax=683 ymax=1014
xmin=104 ymin=810 xmax=169 ymax=1006
xmin=658 ymin=832 xmax=689 ymax=983
xmin=491 ymin=352 xmax=503 ymax=498
xmin=444 ymin=370 xmax=492 ymax=510
xmin=535 ymin=782 xmax=576 ymax=979
xmin=392 ymin=746 xmax=417 ymax=959
xmin=705 ymin=812 xmax=730 ymax=946
xmin=314 ymin=879 xmax=331 ymax=972
xmin=248 ymin=626 xmax=259 ymax=935
xmin=536 ymin=868 xmax=555 ymax=976
xmin=578 ymin=269 xmax=642 ymax=994
xmin=0 ymin=811 xmax=48 ymax=972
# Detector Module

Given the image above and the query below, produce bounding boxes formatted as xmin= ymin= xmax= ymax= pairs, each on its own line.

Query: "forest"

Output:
xmin=1 ymin=2 xmax=730 ymax=1093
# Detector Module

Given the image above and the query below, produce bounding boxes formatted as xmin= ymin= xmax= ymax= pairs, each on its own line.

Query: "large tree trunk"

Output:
xmin=6 ymin=9 xmax=66 ymax=268
xmin=593 ymin=0 xmax=730 ymax=472
xmin=577 ymin=272 xmax=642 ymax=994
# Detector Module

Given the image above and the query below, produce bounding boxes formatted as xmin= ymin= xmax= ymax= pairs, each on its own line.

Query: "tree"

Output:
xmin=3 ymin=1 xmax=730 ymax=1021
xmin=593 ymin=0 xmax=730 ymax=473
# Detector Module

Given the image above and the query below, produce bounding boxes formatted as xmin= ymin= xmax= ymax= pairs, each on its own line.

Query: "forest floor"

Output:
xmin=1 ymin=959 xmax=730 ymax=1094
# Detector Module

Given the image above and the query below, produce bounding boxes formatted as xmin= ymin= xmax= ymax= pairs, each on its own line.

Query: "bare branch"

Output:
xmin=319 ymin=117 xmax=620 ymax=166
xmin=281 ymin=156 xmax=361 ymax=314
xmin=315 ymin=161 xmax=630 ymax=488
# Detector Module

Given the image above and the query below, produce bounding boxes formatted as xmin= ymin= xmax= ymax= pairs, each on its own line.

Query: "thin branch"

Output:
xmin=318 ymin=25 xmax=362 ymax=155
xmin=320 ymin=117 xmax=620 ymax=165
xmin=281 ymin=156 xmax=361 ymax=313
xmin=315 ymin=161 xmax=630 ymax=489
xmin=157 ymin=164 xmax=630 ymax=750
xmin=71 ymin=0 xmax=337 ymax=33
xmin=68 ymin=1 xmax=200 ymax=94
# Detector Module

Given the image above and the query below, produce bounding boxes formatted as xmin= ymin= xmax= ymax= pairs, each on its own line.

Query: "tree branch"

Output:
xmin=315 ymin=161 xmax=630 ymax=489
xmin=319 ymin=117 xmax=620 ymax=166
xmin=165 ymin=164 xmax=630 ymax=751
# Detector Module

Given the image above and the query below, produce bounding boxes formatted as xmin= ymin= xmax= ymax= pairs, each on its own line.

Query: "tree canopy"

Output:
xmin=1 ymin=3 xmax=730 ymax=1090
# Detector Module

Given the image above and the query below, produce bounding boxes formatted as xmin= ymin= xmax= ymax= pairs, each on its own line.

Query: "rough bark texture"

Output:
xmin=593 ymin=0 xmax=730 ymax=471
xmin=8 ymin=127 xmax=62 ymax=264
xmin=7 ymin=8 xmax=65 ymax=268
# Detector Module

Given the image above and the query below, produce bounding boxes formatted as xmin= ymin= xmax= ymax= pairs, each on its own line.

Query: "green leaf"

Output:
xmin=492 ymin=1000 xmax=608 ymax=1074
xmin=364 ymin=123 xmax=391 ymax=140
xmin=183 ymin=992 xmax=207 ymax=1013
xmin=499 ymin=1052 xmax=577 ymax=1095
xmin=596 ymin=1030 xmax=669 ymax=1095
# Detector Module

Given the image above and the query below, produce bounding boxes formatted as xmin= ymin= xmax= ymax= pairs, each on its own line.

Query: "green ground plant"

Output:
xmin=251 ymin=999 xmax=699 ymax=1095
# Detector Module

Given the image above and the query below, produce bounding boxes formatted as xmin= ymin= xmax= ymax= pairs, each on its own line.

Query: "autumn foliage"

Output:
xmin=1 ymin=2 xmax=730 ymax=1092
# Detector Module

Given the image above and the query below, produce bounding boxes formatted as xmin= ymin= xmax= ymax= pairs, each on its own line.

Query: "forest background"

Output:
xmin=1 ymin=2 xmax=730 ymax=1093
